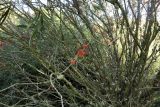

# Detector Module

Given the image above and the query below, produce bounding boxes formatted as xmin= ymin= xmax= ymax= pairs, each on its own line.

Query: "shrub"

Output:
xmin=0 ymin=0 xmax=160 ymax=106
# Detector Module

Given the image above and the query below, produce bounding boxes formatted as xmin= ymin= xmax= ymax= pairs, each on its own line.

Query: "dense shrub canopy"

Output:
xmin=0 ymin=0 xmax=160 ymax=107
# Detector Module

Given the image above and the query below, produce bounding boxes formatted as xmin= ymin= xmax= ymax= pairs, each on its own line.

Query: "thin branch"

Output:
xmin=50 ymin=73 xmax=64 ymax=107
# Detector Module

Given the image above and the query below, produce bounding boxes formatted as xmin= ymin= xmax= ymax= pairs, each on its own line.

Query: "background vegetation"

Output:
xmin=0 ymin=0 xmax=160 ymax=107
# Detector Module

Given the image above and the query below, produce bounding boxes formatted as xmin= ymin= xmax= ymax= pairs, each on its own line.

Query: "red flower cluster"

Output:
xmin=70 ymin=43 xmax=89 ymax=65
xmin=76 ymin=43 xmax=89 ymax=58
xmin=70 ymin=59 xmax=77 ymax=64
xmin=76 ymin=49 xmax=87 ymax=57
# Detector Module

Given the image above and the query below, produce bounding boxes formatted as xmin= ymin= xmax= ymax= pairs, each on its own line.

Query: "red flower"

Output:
xmin=76 ymin=49 xmax=87 ymax=57
xmin=70 ymin=59 xmax=77 ymax=64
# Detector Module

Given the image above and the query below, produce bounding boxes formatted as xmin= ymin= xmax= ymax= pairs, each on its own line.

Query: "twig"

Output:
xmin=50 ymin=73 xmax=64 ymax=107
xmin=0 ymin=81 xmax=49 ymax=93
